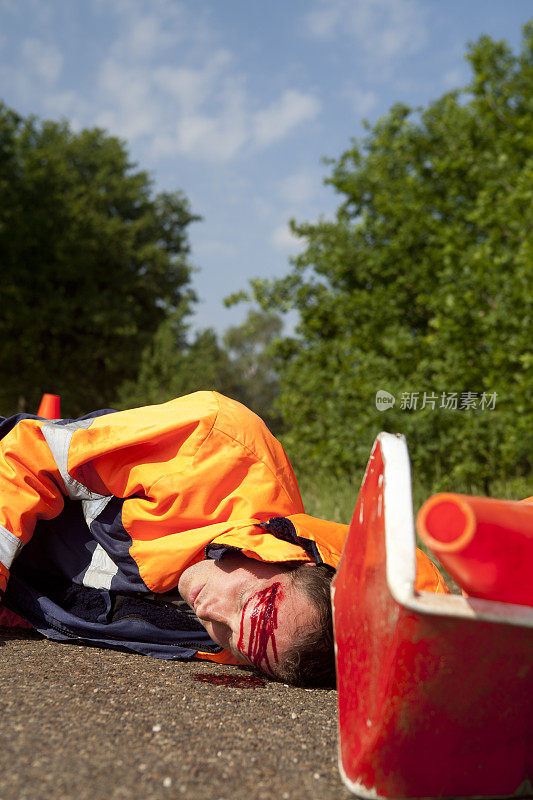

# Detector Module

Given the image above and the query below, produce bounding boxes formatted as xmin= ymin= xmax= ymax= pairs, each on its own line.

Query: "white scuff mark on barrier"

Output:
xmin=338 ymin=755 xmax=383 ymax=800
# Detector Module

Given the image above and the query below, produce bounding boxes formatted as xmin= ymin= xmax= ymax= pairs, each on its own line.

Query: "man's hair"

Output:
xmin=277 ymin=563 xmax=336 ymax=688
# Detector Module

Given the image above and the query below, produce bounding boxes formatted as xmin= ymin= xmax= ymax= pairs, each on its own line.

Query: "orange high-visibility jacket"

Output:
xmin=0 ymin=391 xmax=446 ymax=661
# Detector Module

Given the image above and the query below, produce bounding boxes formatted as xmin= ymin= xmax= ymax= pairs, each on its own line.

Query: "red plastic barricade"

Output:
xmin=332 ymin=433 xmax=533 ymax=799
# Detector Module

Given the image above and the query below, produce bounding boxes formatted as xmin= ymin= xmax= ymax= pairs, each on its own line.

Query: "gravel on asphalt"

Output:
xmin=0 ymin=629 xmax=354 ymax=800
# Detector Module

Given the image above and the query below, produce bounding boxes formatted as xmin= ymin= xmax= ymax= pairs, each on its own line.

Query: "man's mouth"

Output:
xmin=189 ymin=585 xmax=203 ymax=612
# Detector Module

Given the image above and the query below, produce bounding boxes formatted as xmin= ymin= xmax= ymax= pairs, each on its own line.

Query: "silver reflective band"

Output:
xmin=41 ymin=419 xmax=108 ymax=503
xmin=0 ymin=524 xmax=24 ymax=569
xmin=82 ymin=495 xmax=113 ymax=527
xmin=83 ymin=544 xmax=119 ymax=590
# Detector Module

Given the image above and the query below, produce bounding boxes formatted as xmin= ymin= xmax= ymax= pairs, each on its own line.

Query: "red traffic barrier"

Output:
xmin=37 ymin=393 xmax=61 ymax=419
xmin=417 ymin=492 xmax=533 ymax=606
xmin=333 ymin=433 xmax=533 ymax=799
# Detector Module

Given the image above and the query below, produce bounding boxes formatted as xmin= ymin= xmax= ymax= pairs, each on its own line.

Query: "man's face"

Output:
xmin=178 ymin=553 xmax=316 ymax=678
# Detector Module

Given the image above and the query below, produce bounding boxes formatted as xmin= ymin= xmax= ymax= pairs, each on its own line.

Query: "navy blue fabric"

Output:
xmin=0 ymin=413 xmax=44 ymax=437
xmin=89 ymin=497 xmax=149 ymax=593
xmin=258 ymin=517 xmax=322 ymax=563
xmin=0 ymin=411 xmax=223 ymax=659
xmin=3 ymin=569 xmax=220 ymax=659
xmin=0 ymin=408 xmax=117 ymax=438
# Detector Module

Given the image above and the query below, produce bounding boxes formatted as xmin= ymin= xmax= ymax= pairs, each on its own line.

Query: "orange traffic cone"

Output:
xmin=37 ymin=393 xmax=61 ymax=419
xmin=416 ymin=492 xmax=533 ymax=606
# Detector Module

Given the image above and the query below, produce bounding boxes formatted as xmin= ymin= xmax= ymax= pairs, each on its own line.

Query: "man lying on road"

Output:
xmin=0 ymin=391 xmax=448 ymax=685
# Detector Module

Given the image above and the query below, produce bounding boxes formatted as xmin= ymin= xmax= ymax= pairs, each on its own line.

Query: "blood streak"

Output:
xmin=237 ymin=582 xmax=283 ymax=672
xmin=193 ymin=673 xmax=265 ymax=688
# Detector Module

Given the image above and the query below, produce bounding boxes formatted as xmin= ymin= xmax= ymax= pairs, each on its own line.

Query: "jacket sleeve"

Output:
xmin=0 ymin=394 xmax=220 ymax=593
xmin=0 ymin=417 xmax=66 ymax=592
xmin=415 ymin=547 xmax=450 ymax=594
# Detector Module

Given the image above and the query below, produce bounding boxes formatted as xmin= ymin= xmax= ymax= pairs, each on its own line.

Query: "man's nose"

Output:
xmin=195 ymin=596 xmax=234 ymax=626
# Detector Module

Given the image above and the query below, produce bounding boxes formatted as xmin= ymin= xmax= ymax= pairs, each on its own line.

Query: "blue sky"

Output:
xmin=1 ymin=0 xmax=532 ymax=334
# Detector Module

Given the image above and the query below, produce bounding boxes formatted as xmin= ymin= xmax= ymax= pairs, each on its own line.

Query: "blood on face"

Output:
xmin=237 ymin=582 xmax=283 ymax=673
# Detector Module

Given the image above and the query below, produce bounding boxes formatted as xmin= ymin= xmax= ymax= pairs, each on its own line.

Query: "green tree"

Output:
xmin=0 ymin=103 xmax=198 ymax=416
xmin=241 ymin=23 xmax=533 ymax=492
xmin=117 ymin=307 xmax=283 ymax=432
xmin=115 ymin=310 xmax=234 ymax=408
xmin=222 ymin=309 xmax=282 ymax=430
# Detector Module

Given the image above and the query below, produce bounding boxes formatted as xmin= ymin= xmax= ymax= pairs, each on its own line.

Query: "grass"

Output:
xmin=298 ymin=469 xmax=533 ymax=593
xmin=298 ymin=470 xmax=533 ymax=525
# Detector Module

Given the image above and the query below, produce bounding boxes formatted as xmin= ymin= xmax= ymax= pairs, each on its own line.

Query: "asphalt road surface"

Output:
xmin=0 ymin=629 xmax=354 ymax=800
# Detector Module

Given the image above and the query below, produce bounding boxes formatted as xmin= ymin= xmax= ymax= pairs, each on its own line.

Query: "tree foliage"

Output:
xmin=222 ymin=309 xmax=282 ymax=430
xmin=244 ymin=24 xmax=533 ymax=491
xmin=117 ymin=307 xmax=283 ymax=432
xmin=0 ymin=103 xmax=198 ymax=416
xmin=116 ymin=310 xmax=232 ymax=408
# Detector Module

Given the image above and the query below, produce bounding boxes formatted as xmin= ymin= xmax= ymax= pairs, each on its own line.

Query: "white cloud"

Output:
xmin=253 ymin=90 xmax=320 ymax=148
xmin=0 ymin=36 xmax=64 ymax=108
xmin=270 ymin=223 xmax=306 ymax=253
xmin=21 ymin=38 xmax=63 ymax=85
xmin=343 ymin=86 xmax=378 ymax=118
xmin=108 ymin=0 xmax=190 ymax=61
xmin=2 ymin=2 xmax=322 ymax=166
xmin=1 ymin=0 xmax=53 ymax=26
xmin=252 ymin=197 xmax=275 ymax=221
xmin=279 ymin=169 xmax=319 ymax=205
xmin=173 ymin=108 xmax=247 ymax=163
xmin=443 ymin=67 xmax=467 ymax=90
xmin=95 ymin=59 xmax=160 ymax=140
xmin=40 ymin=90 xmax=91 ymax=128
xmin=193 ymin=239 xmax=238 ymax=259
xmin=54 ymin=2 xmax=232 ymax=157
xmin=304 ymin=0 xmax=428 ymax=67
xmin=153 ymin=64 xmax=213 ymax=110
xmin=305 ymin=1 xmax=344 ymax=39
xmin=122 ymin=14 xmax=173 ymax=60
xmin=93 ymin=39 xmax=320 ymax=163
